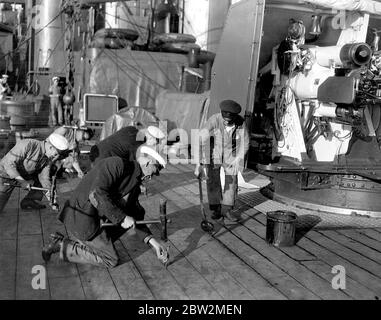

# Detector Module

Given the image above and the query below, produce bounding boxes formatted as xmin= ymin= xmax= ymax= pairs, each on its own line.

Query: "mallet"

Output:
xmin=3 ymin=181 xmax=57 ymax=207
xmin=102 ymin=198 xmax=171 ymax=241
xmin=4 ymin=182 xmax=50 ymax=192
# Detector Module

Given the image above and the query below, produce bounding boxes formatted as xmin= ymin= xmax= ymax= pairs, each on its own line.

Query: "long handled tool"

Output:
xmin=197 ymin=174 xmax=214 ymax=233
xmin=4 ymin=180 xmax=57 ymax=206
xmin=101 ymin=198 xmax=171 ymax=241
xmin=4 ymin=182 xmax=49 ymax=192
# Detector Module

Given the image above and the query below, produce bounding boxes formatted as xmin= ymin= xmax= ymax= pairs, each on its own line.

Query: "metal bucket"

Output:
xmin=266 ymin=211 xmax=297 ymax=247
xmin=0 ymin=100 xmax=34 ymax=131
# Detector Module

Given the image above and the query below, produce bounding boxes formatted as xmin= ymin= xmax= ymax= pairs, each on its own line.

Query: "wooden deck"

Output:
xmin=1 ymin=163 xmax=381 ymax=300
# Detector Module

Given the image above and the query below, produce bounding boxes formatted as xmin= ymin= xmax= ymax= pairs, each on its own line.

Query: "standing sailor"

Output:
xmin=0 ymin=74 xmax=11 ymax=100
xmin=49 ymin=76 xmax=63 ymax=127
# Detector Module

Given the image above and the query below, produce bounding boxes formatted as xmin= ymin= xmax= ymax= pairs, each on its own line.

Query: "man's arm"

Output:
xmin=0 ymin=84 xmax=7 ymax=94
xmin=229 ymin=122 xmax=250 ymax=173
xmin=89 ymin=159 xmax=128 ymax=225
xmin=2 ymin=140 xmax=30 ymax=179
xmin=53 ymin=126 xmax=67 ymax=136
xmin=38 ymin=164 xmax=52 ymax=190
xmin=199 ymin=114 xmax=219 ymax=163
xmin=237 ymin=122 xmax=250 ymax=161
xmin=38 ymin=164 xmax=55 ymax=204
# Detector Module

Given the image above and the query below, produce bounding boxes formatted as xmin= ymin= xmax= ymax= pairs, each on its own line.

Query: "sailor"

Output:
xmin=89 ymin=125 xmax=166 ymax=165
xmin=49 ymin=76 xmax=63 ymax=127
xmin=194 ymin=99 xmax=249 ymax=222
xmin=0 ymin=74 xmax=11 ymax=100
xmin=42 ymin=146 xmax=169 ymax=268
xmin=54 ymin=126 xmax=94 ymax=178
xmin=0 ymin=133 xmax=69 ymax=213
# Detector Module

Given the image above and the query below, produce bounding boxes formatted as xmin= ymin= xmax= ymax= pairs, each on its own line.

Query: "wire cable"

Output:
xmin=0 ymin=8 xmax=65 ymax=63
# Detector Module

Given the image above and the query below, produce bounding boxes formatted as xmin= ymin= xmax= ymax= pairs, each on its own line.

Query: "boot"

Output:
xmin=20 ymin=199 xmax=46 ymax=210
xmin=224 ymin=210 xmax=239 ymax=222
xmin=42 ymin=232 xmax=64 ymax=262
xmin=211 ymin=209 xmax=223 ymax=220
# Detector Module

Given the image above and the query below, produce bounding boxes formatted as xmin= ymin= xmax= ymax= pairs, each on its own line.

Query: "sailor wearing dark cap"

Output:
xmin=0 ymin=133 xmax=69 ymax=212
xmin=195 ymin=99 xmax=249 ymax=221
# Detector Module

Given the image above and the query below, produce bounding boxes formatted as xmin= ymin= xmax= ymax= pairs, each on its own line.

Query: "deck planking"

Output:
xmin=1 ymin=164 xmax=381 ymax=300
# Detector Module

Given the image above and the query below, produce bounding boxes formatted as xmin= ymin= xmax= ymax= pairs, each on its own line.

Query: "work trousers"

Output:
xmin=0 ymin=176 xmax=43 ymax=214
xmin=60 ymin=226 xmax=150 ymax=268
xmin=50 ymin=97 xmax=63 ymax=126
xmin=63 ymin=105 xmax=73 ymax=125
xmin=205 ymin=164 xmax=238 ymax=212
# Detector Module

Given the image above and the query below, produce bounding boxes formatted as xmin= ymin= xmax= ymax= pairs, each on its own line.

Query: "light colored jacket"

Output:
xmin=200 ymin=113 xmax=249 ymax=169
xmin=0 ymin=139 xmax=52 ymax=189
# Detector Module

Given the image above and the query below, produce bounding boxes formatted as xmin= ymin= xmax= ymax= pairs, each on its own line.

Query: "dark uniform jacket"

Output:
xmin=89 ymin=126 xmax=143 ymax=164
xmin=58 ymin=156 xmax=150 ymax=241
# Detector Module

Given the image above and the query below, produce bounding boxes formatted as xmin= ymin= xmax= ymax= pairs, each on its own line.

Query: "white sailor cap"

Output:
xmin=52 ymin=76 xmax=60 ymax=81
xmin=2 ymin=74 xmax=8 ymax=78
xmin=147 ymin=125 xmax=165 ymax=140
xmin=137 ymin=145 xmax=166 ymax=168
xmin=47 ymin=133 xmax=69 ymax=151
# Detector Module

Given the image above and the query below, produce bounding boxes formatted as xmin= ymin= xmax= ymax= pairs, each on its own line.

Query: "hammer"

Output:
xmin=101 ymin=198 xmax=171 ymax=241
xmin=4 ymin=180 xmax=58 ymax=208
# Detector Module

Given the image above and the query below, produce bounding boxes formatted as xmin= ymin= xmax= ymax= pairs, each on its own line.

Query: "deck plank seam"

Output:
xmin=38 ymin=207 xmax=52 ymax=300
xmin=248 ymin=209 xmax=381 ymax=297
xmin=166 ymin=180 xmax=323 ymax=300
xmin=147 ymin=185 xmax=239 ymax=300
xmin=112 ymin=239 xmax=153 ymax=300
xmin=235 ymin=210 xmax=356 ymax=300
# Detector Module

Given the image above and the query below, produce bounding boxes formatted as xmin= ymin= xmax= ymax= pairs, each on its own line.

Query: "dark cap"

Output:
xmin=219 ymin=99 xmax=242 ymax=114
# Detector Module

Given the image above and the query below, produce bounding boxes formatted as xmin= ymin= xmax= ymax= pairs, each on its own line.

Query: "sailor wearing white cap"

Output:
xmin=43 ymin=154 xmax=168 ymax=268
xmin=47 ymin=132 xmax=70 ymax=153
xmin=136 ymin=145 xmax=166 ymax=182
xmin=137 ymin=145 xmax=166 ymax=167
xmin=0 ymin=74 xmax=11 ymax=100
xmin=89 ymin=125 xmax=167 ymax=167
xmin=49 ymin=76 xmax=63 ymax=126
xmin=146 ymin=125 xmax=165 ymax=141
xmin=0 ymin=134 xmax=69 ymax=212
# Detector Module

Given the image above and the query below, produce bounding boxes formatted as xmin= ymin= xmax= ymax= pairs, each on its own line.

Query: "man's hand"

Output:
xmin=16 ymin=179 xmax=32 ymax=190
xmin=121 ymin=216 xmax=136 ymax=229
xmin=194 ymin=164 xmax=207 ymax=179
xmin=50 ymin=203 xmax=59 ymax=211
xmin=227 ymin=158 xmax=242 ymax=175
xmin=194 ymin=164 xmax=201 ymax=177
xmin=148 ymin=238 xmax=169 ymax=266
xmin=77 ymin=170 xmax=84 ymax=179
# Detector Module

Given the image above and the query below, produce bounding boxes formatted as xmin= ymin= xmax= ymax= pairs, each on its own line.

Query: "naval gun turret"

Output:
xmin=207 ymin=0 xmax=381 ymax=217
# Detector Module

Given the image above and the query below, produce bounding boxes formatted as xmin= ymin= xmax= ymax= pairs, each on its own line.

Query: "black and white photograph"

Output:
xmin=0 ymin=0 xmax=380 ymax=310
